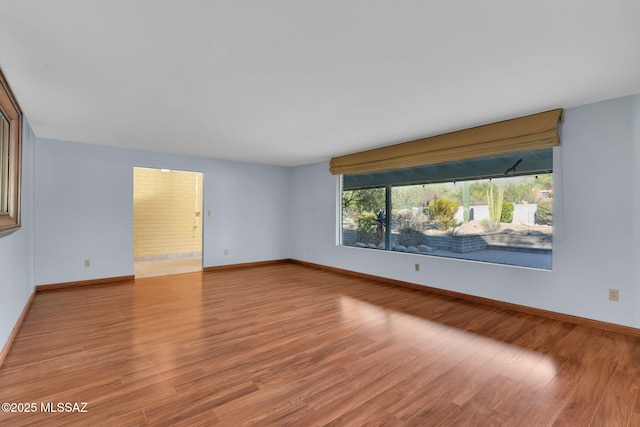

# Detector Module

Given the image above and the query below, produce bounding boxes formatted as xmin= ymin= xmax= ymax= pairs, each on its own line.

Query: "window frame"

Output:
xmin=0 ymin=68 xmax=23 ymax=237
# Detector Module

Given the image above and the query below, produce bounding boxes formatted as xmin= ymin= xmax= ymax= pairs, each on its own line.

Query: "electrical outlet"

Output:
xmin=84 ymin=259 xmax=90 ymax=268
xmin=415 ymin=263 xmax=420 ymax=272
xmin=224 ymin=249 xmax=228 ymax=255
xmin=306 ymin=247 xmax=310 ymax=254
xmin=608 ymin=288 xmax=619 ymax=301
xmin=208 ymin=210 xmax=212 ymax=217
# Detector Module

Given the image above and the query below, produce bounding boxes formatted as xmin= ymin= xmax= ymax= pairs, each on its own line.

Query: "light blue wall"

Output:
xmin=290 ymin=94 xmax=640 ymax=328
xmin=633 ymin=94 xmax=640 ymax=327
xmin=0 ymin=120 xmax=35 ymax=349
xmin=34 ymin=139 xmax=291 ymax=285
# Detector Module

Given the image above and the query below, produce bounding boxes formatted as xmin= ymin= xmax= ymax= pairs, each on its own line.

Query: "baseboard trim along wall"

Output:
xmin=203 ymin=259 xmax=290 ymax=272
xmin=290 ymin=259 xmax=640 ymax=338
xmin=35 ymin=275 xmax=135 ymax=292
xmin=0 ymin=291 xmax=35 ymax=369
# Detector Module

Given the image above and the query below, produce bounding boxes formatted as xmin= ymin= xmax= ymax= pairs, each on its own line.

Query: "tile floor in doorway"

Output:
xmin=134 ymin=256 xmax=202 ymax=278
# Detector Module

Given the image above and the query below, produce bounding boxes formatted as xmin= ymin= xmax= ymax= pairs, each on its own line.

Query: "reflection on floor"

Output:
xmin=134 ymin=256 xmax=202 ymax=278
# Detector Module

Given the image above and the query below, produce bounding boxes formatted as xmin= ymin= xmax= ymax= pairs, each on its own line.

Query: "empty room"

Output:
xmin=1 ymin=1 xmax=640 ymax=425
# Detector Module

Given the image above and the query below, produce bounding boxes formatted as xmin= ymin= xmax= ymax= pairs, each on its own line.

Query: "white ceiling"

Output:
xmin=1 ymin=1 xmax=639 ymax=167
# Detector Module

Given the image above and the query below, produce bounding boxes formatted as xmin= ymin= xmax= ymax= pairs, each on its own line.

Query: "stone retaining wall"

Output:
xmin=451 ymin=235 xmax=487 ymax=253
xmin=343 ymin=230 xmax=487 ymax=253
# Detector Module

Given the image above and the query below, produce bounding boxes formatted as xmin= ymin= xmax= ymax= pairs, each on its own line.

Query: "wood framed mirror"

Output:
xmin=0 ymin=68 xmax=23 ymax=236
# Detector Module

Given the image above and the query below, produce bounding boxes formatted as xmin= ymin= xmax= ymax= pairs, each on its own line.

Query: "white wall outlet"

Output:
xmin=224 ymin=249 xmax=228 ymax=255
xmin=609 ymin=288 xmax=619 ymax=301
xmin=415 ymin=263 xmax=420 ymax=272
xmin=84 ymin=259 xmax=91 ymax=267
xmin=208 ymin=210 xmax=212 ymax=217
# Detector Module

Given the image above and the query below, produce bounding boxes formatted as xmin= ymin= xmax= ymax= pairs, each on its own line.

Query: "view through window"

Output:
xmin=341 ymin=150 xmax=553 ymax=270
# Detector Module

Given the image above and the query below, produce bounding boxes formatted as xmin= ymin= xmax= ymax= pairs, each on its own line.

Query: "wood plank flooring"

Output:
xmin=1 ymin=263 xmax=639 ymax=426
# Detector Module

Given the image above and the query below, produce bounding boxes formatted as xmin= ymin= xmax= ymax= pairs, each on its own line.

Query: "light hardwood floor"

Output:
xmin=1 ymin=263 xmax=639 ymax=426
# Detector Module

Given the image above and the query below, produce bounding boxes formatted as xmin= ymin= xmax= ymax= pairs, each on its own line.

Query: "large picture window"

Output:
xmin=335 ymin=109 xmax=562 ymax=270
xmin=341 ymin=149 xmax=553 ymax=270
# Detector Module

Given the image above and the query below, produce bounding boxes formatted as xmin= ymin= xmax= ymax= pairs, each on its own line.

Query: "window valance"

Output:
xmin=329 ymin=109 xmax=563 ymax=175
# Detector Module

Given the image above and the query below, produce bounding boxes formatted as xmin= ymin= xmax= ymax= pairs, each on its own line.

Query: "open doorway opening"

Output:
xmin=133 ymin=167 xmax=203 ymax=278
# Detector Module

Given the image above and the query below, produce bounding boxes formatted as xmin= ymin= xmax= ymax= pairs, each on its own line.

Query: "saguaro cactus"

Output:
xmin=487 ymin=184 xmax=504 ymax=223
xmin=462 ymin=182 xmax=470 ymax=222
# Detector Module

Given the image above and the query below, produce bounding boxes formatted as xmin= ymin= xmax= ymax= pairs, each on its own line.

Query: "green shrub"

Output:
xmin=428 ymin=198 xmax=459 ymax=231
xmin=501 ymin=201 xmax=514 ymax=223
xmin=356 ymin=212 xmax=378 ymax=242
xmin=535 ymin=198 xmax=553 ymax=225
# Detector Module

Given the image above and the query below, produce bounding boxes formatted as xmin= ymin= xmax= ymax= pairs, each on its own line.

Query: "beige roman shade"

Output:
xmin=329 ymin=109 xmax=563 ymax=175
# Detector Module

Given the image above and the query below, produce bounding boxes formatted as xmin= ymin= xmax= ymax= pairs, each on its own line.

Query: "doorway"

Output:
xmin=133 ymin=167 xmax=203 ymax=278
